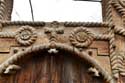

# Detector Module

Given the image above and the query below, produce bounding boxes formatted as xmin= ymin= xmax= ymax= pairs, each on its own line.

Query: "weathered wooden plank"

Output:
xmin=0 ymin=52 xmax=106 ymax=83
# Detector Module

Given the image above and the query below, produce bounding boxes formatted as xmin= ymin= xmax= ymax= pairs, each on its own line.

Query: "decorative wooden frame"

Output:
xmin=1 ymin=0 xmax=125 ymax=83
xmin=0 ymin=21 xmax=115 ymax=83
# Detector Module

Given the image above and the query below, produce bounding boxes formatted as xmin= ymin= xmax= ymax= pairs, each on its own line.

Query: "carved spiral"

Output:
xmin=15 ymin=26 xmax=37 ymax=46
xmin=69 ymin=27 xmax=94 ymax=48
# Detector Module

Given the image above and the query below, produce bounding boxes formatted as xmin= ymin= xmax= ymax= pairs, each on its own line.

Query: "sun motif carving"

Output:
xmin=15 ymin=26 xmax=37 ymax=46
xmin=69 ymin=27 xmax=94 ymax=48
xmin=119 ymin=0 xmax=125 ymax=7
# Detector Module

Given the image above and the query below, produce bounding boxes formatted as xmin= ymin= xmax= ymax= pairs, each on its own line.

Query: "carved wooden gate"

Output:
xmin=0 ymin=0 xmax=125 ymax=83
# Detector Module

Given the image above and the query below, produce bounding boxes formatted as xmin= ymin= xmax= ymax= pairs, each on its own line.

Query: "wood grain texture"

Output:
xmin=0 ymin=51 xmax=106 ymax=83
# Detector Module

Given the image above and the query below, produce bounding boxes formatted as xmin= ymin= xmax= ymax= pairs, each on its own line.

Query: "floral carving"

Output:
xmin=69 ymin=27 xmax=94 ymax=48
xmin=15 ymin=26 xmax=37 ymax=46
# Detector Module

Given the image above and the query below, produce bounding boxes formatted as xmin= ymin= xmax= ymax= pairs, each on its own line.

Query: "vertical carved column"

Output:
xmin=0 ymin=0 xmax=13 ymax=20
xmin=109 ymin=26 xmax=117 ymax=79
xmin=0 ymin=0 xmax=6 ymax=20
xmin=102 ymin=0 xmax=113 ymax=23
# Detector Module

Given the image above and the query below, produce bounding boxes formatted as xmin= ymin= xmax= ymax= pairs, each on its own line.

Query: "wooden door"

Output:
xmin=0 ymin=51 xmax=106 ymax=83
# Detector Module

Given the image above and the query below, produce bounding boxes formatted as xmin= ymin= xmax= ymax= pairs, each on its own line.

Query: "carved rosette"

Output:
xmin=15 ymin=26 xmax=37 ymax=46
xmin=69 ymin=27 xmax=94 ymax=48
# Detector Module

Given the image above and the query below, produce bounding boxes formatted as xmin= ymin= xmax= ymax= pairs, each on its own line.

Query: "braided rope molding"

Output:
xmin=0 ymin=0 xmax=6 ymax=20
xmin=15 ymin=26 xmax=37 ymax=46
xmin=109 ymin=26 xmax=118 ymax=79
xmin=105 ymin=0 xmax=113 ymax=24
xmin=111 ymin=51 xmax=125 ymax=78
xmin=0 ymin=0 xmax=13 ymax=20
xmin=94 ymin=34 xmax=112 ymax=40
xmin=69 ymin=27 xmax=112 ymax=48
xmin=114 ymin=51 xmax=125 ymax=76
xmin=0 ymin=43 xmax=115 ymax=83
xmin=0 ymin=32 xmax=15 ymax=38
xmin=69 ymin=27 xmax=94 ymax=48
xmin=6 ymin=0 xmax=14 ymax=20
xmin=64 ymin=22 xmax=112 ymax=27
xmin=0 ymin=26 xmax=37 ymax=46
xmin=112 ymin=1 xmax=125 ymax=26
xmin=112 ymin=1 xmax=125 ymax=16
xmin=114 ymin=27 xmax=125 ymax=36
xmin=0 ymin=21 xmax=114 ymax=27
xmin=1 ymin=21 xmax=46 ymax=27
xmin=111 ymin=52 xmax=119 ymax=79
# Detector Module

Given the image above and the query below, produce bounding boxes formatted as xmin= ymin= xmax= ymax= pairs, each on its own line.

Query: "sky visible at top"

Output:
xmin=12 ymin=0 xmax=102 ymax=22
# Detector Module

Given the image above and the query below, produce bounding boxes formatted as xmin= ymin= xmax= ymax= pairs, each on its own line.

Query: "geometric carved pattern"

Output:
xmin=15 ymin=26 xmax=37 ymax=46
xmin=69 ymin=27 xmax=94 ymax=48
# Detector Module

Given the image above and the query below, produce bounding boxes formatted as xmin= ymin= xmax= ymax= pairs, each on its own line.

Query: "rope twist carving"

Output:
xmin=69 ymin=27 xmax=94 ymax=48
xmin=15 ymin=26 xmax=37 ymax=46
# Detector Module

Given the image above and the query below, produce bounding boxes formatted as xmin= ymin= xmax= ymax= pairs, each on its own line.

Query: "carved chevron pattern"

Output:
xmin=111 ymin=51 xmax=125 ymax=78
